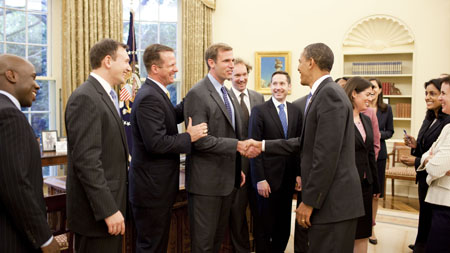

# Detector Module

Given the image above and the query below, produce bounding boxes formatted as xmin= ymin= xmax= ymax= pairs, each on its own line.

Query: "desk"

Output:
xmin=41 ymin=151 xmax=67 ymax=167
xmin=44 ymin=176 xmax=67 ymax=195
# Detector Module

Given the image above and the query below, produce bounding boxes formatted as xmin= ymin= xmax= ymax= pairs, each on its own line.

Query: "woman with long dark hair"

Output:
xmin=344 ymin=77 xmax=380 ymax=253
xmin=368 ymin=78 xmax=394 ymax=245
xmin=401 ymin=78 xmax=450 ymax=252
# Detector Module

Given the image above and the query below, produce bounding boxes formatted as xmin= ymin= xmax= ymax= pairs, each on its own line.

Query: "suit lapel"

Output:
xmin=301 ymin=77 xmax=332 ymax=136
xmin=89 ymin=76 xmax=128 ymax=154
xmin=146 ymin=79 xmax=176 ymax=116
xmin=205 ymin=78 xmax=234 ymax=128
xmin=268 ymin=99 xmax=285 ymax=138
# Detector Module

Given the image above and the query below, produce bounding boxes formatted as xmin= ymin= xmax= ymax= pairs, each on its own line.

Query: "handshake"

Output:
xmin=237 ymin=139 xmax=262 ymax=158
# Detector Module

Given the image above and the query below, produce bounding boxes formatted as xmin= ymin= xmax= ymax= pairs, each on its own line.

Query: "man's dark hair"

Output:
xmin=335 ymin=77 xmax=348 ymax=83
xmin=303 ymin=43 xmax=334 ymax=72
xmin=234 ymin=58 xmax=252 ymax=73
xmin=143 ymin=44 xmax=174 ymax=71
xmin=343 ymin=76 xmax=372 ymax=108
xmin=271 ymin=70 xmax=291 ymax=84
xmin=205 ymin=43 xmax=233 ymax=70
xmin=441 ymin=76 xmax=450 ymax=86
xmin=89 ymin=38 xmax=127 ymax=70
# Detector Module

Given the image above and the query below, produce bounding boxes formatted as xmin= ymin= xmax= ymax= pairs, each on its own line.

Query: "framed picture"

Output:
xmin=41 ymin=130 xmax=58 ymax=151
xmin=255 ymin=51 xmax=291 ymax=94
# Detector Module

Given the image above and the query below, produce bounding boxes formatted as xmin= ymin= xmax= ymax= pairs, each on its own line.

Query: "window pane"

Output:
xmin=28 ymin=0 xmax=47 ymax=12
xmin=160 ymin=0 xmax=177 ymax=22
xmin=0 ymin=9 xmax=4 ymax=41
xmin=31 ymin=112 xmax=49 ymax=137
xmin=167 ymin=82 xmax=177 ymax=106
xmin=6 ymin=10 xmax=26 ymax=42
xmin=6 ymin=0 xmax=25 ymax=9
xmin=6 ymin=43 xmax=25 ymax=57
xmin=138 ymin=22 xmax=157 ymax=49
xmin=123 ymin=21 xmax=129 ymax=43
xmin=137 ymin=0 xmax=158 ymax=22
xmin=28 ymin=45 xmax=47 ymax=76
xmin=137 ymin=50 xmax=147 ymax=78
xmin=122 ymin=0 xmax=139 ymax=20
xmin=32 ymin=80 xmax=49 ymax=111
xmin=28 ymin=13 xmax=47 ymax=44
xmin=160 ymin=22 xmax=176 ymax=49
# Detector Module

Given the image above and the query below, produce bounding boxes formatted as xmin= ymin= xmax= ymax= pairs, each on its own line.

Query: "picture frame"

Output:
xmin=41 ymin=130 xmax=58 ymax=151
xmin=254 ymin=51 xmax=291 ymax=94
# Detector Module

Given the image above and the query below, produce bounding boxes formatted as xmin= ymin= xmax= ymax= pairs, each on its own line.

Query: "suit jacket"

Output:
xmin=418 ymin=124 xmax=450 ymax=207
xmin=129 ymin=78 xmax=191 ymax=208
xmin=355 ymin=113 xmax=380 ymax=194
xmin=265 ymin=77 xmax=364 ymax=224
xmin=376 ymin=105 xmax=394 ymax=160
xmin=184 ymin=76 xmax=243 ymax=196
xmin=249 ymin=99 xmax=302 ymax=192
xmin=0 ymin=94 xmax=52 ymax=252
xmin=65 ymin=75 xmax=129 ymax=237
xmin=229 ymin=88 xmax=265 ymax=175
xmin=412 ymin=111 xmax=450 ymax=181
xmin=292 ymin=95 xmax=307 ymax=115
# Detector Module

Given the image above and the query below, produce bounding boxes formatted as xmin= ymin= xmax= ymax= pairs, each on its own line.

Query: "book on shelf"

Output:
xmin=395 ymin=103 xmax=411 ymax=118
xmin=351 ymin=61 xmax=402 ymax=75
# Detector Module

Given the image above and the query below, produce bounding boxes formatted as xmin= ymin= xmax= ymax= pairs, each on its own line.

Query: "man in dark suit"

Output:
xmin=0 ymin=54 xmax=60 ymax=253
xmin=249 ymin=71 xmax=302 ymax=252
xmin=228 ymin=58 xmax=264 ymax=252
xmin=245 ymin=43 xmax=364 ymax=252
xmin=65 ymin=39 xmax=131 ymax=252
xmin=129 ymin=44 xmax=207 ymax=253
xmin=183 ymin=43 xmax=248 ymax=252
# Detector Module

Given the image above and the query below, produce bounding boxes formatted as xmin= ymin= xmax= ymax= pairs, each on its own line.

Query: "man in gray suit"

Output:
xmin=65 ymin=39 xmax=131 ymax=252
xmin=184 ymin=43 xmax=248 ymax=252
xmin=245 ymin=43 xmax=364 ymax=253
xmin=228 ymin=58 xmax=264 ymax=252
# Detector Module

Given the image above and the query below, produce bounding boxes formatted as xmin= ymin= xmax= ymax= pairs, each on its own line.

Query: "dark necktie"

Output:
xmin=304 ymin=92 xmax=312 ymax=115
xmin=278 ymin=104 xmax=288 ymax=138
xmin=239 ymin=93 xmax=249 ymax=128
xmin=109 ymin=89 xmax=120 ymax=116
xmin=221 ymin=86 xmax=233 ymax=119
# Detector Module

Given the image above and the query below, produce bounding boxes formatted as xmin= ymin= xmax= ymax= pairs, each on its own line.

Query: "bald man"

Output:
xmin=0 ymin=54 xmax=60 ymax=252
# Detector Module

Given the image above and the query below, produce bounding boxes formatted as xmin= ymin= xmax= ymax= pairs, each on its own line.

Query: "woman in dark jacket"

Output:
xmin=401 ymin=78 xmax=450 ymax=252
xmin=344 ymin=77 xmax=380 ymax=253
xmin=368 ymin=78 xmax=394 ymax=245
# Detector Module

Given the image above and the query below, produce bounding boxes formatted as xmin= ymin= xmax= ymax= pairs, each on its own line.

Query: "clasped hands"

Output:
xmin=237 ymin=139 xmax=262 ymax=158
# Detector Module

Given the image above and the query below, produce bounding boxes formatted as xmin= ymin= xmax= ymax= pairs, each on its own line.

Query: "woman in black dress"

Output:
xmin=401 ymin=78 xmax=450 ymax=252
xmin=368 ymin=78 xmax=394 ymax=245
xmin=344 ymin=77 xmax=380 ymax=253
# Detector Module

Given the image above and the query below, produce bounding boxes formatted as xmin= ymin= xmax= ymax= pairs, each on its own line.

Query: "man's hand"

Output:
xmin=257 ymin=180 xmax=271 ymax=198
xmin=186 ymin=117 xmax=208 ymax=142
xmin=295 ymin=176 xmax=302 ymax=191
xmin=237 ymin=140 xmax=249 ymax=154
xmin=240 ymin=171 xmax=246 ymax=187
xmin=242 ymin=139 xmax=262 ymax=158
xmin=41 ymin=238 xmax=60 ymax=253
xmin=296 ymin=202 xmax=313 ymax=228
xmin=104 ymin=211 xmax=125 ymax=235
xmin=404 ymin=134 xmax=417 ymax=149
xmin=400 ymin=155 xmax=415 ymax=166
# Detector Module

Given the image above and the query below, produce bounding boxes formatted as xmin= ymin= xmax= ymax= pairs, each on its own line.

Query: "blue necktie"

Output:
xmin=221 ymin=86 xmax=233 ymax=119
xmin=109 ymin=89 xmax=120 ymax=116
xmin=278 ymin=104 xmax=288 ymax=138
xmin=304 ymin=92 xmax=312 ymax=115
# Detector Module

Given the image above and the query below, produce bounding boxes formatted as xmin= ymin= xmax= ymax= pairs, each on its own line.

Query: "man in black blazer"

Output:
xmin=245 ymin=43 xmax=364 ymax=252
xmin=249 ymin=71 xmax=302 ymax=252
xmin=129 ymin=44 xmax=207 ymax=253
xmin=65 ymin=39 xmax=131 ymax=252
xmin=228 ymin=58 xmax=264 ymax=252
xmin=183 ymin=43 xmax=248 ymax=252
xmin=0 ymin=54 xmax=59 ymax=253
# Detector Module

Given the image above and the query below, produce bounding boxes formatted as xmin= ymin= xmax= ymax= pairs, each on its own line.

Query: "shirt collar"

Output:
xmin=0 ymin=90 xmax=21 ymax=110
xmin=310 ymin=74 xmax=331 ymax=95
xmin=231 ymin=86 xmax=248 ymax=98
xmin=148 ymin=77 xmax=169 ymax=94
xmin=271 ymin=96 xmax=286 ymax=109
xmin=208 ymin=73 xmax=226 ymax=95
xmin=90 ymin=72 xmax=112 ymax=95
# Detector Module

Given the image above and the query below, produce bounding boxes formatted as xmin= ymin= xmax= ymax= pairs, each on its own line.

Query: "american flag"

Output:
xmin=120 ymin=87 xmax=132 ymax=101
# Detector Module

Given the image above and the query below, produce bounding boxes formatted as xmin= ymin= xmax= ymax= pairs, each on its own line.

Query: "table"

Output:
xmin=41 ymin=151 xmax=67 ymax=167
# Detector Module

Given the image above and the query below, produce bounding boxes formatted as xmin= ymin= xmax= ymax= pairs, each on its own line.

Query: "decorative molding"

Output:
xmin=200 ymin=0 xmax=215 ymax=10
xmin=343 ymin=15 xmax=414 ymax=51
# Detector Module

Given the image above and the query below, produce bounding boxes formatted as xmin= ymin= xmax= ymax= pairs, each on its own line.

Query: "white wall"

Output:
xmin=212 ymin=0 xmax=450 ymax=137
xmin=212 ymin=0 xmax=450 ymax=198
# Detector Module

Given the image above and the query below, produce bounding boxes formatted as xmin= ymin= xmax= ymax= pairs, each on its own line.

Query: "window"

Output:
xmin=1 ymin=0 xmax=57 ymax=176
xmin=123 ymin=0 xmax=180 ymax=105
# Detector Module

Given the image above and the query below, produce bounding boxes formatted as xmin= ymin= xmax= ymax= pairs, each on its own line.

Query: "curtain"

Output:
xmin=61 ymin=0 xmax=123 ymax=114
xmin=181 ymin=0 xmax=215 ymax=97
